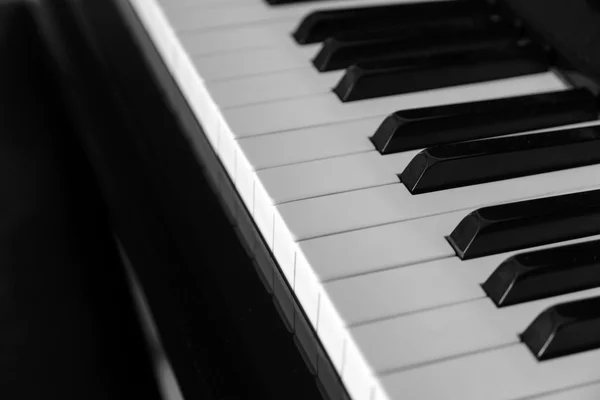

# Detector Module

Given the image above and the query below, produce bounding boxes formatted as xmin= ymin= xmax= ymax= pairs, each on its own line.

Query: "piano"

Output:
xmin=31 ymin=0 xmax=600 ymax=399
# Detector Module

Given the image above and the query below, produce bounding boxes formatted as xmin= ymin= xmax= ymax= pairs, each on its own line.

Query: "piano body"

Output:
xmin=29 ymin=0 xmax=600 ymax=399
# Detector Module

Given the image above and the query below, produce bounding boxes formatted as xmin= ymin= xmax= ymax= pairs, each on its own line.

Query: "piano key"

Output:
xmin=313 ymin=20 xmax=514 ymax=72
xmin=236 ymin=117 xmax=380 ymax=171
xmin=206 ymin=68 xmax=344 ymax=108
xmin=448 ymin=188 xmax=600 ymax=260
xmin=293 ymin=0 xmax=489 ymax=44
xmin=530 ymin=381 xmax=600 ymax=400
xmin=522 ymin=296 xmax=600 ymax=360
xmin=334 ymin=41 xmax=549 ymax=102
xmin=255 ymin=151 xmax=412 ymax=204
xmin=178 ymin=19 xmax=300 ymax=57
xmin=275 ymin=159 xmax=600 ymax=242
xmin=162 ymin=0 xmax=410 ymax=33
xmin=223 ymin=73 xmax=565 ymax=138
xmin=348 ymin=287 xmax=600 ymax=381
xmin=483 ymin=239 xmax=600 ymax=307
xmin=372 ymin=88 xmax=597 ymax=155
xmin=192 ymin=45 xmax=318 ymax=82
xmin=375 ymin=344 xmax=600 ymax=400
xmin=402 ymin=125 xmax=600 ymax=194
xmin=250 ymin=121 xmax=600 ymax=205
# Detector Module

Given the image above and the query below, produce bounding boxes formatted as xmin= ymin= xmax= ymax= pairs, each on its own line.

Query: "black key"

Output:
xmin=521 ymin=296 xmax=600 ymax=360
xmin=293 ymin=0 xmax=489 ymax=44
xmin=482 ymin=239 xmax=600 ymax=307
xmin=447 ymin=189 xmax=600 ymax=260
xmin=313 ymin=18 xmax=515 ymax=72
xmin=334 ymin=40 xmax=549 ymax=102
xmin=401 ymin=125 xmax=600 ymax=194
xmin=372 ymin=89 xmax=597 ymax=155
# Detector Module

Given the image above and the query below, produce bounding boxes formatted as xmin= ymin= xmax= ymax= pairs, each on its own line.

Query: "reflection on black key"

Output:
xmin=401 ymin=125 xmax=600 ymax=194
xmin=447 ymin=189 xmax=600 ymax=260
xmin=372 ymin=89 xmax=597 ymax=155
xmin=334 ymin=40 xmax=549 ymax=102
xmin=521 ymin=296 xmax=600 ymax=360
xmin=293 ymin=0 xmax=488 ymax=44
xmin=483 ymin=239 xmax=600 ymax=307
xmin=313 ymin=20 xmax=514 ymax=72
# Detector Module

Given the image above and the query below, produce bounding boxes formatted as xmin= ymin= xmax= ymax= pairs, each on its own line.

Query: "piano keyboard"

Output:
xmin=128 ymin=0 xmax=600 ymax=398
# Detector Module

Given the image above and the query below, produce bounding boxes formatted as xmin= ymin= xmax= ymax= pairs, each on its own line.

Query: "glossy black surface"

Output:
xmin=371 ymin=89 xmax=595 ymax=154
xmin=313 ymin=20 xmax=515 ymax=72
xmin=521 ymin=296 xmax=600 ymax=360
xmin=483 ymin=239 xmax=600 ymax=307
xmin=401 ymin=125 xmax=600 ymax=194
xmin=447 ymin=189 xmax=600 ymax=260
xmin=293 ymin=0 xmax=488 ymax=44
xmin=333 ymin=40 xmax=548 ymax=102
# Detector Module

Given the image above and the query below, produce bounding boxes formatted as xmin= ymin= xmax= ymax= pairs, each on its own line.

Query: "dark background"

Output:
xmin=0 ymin=0 xmax=325 ymax=399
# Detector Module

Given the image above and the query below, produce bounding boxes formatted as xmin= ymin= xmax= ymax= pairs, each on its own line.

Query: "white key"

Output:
xmin=529 ymin=381 xmax=600 ymax=400
xmin=179 ymin=19 xmax=301 ymax=57
xmin=277 ymin=162 xmax=600 ymax=241
xmin=256 ymin=151 xmax=414 ymax=204
xmin=256 ymin=119 xmax=600 ymax=204
xmin=192 ymin=45 xmax=319 ymax=81
xmin=236 ymin=117 xmax=600 ymax=175
xmin=349 ymin=287 xmax=600 ymax=378
xmin=375 ymin=345 xmax=600 ymax=400
xmin=237 ymin=117 xmax=379 ymax=170
xmin=222 ymin=73 xmax=565 ymax=138
xmin=161 ymin=0 xmax=427 ymax=33
xmin=206 ymin=68 xmax=343 ymax=107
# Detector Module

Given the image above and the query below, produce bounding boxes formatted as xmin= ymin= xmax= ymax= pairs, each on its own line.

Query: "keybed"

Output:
xmin=129 ymin=0 xmax=600 ymax=399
